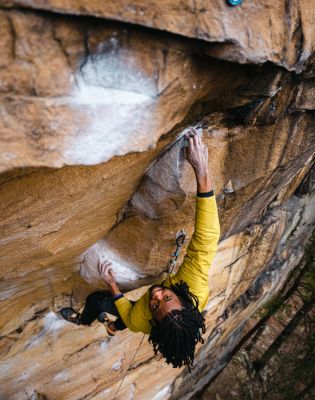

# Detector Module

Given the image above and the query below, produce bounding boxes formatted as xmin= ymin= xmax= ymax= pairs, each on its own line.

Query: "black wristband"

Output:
xmin=197 ymin=190 xmax=214 ymax=198
xmin=113 ymin=293 xmax=124 ymax=301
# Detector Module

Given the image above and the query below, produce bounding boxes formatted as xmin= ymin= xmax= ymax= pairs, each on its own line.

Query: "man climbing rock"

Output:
xmin=61 ymin=131 xmax=220 ymax=370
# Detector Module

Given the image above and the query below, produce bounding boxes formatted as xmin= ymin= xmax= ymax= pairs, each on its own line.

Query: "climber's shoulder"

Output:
xmin=128 ymin=290 xmax=152 ymax=334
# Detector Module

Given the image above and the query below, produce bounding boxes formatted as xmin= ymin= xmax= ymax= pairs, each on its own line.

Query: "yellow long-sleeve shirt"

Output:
xmin=115 ymin=195 xmax=220 ymax=334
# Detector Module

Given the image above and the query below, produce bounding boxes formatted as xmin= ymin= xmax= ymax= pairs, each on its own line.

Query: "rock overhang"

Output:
xmin=0 ymin=2 xmax=314 ymax=400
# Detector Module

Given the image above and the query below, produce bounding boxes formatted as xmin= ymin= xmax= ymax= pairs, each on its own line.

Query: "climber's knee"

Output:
xmin=86 ymin=291 xmax=104 ymax=305
xmin=85 ymin=291 xmax=112 ymax=307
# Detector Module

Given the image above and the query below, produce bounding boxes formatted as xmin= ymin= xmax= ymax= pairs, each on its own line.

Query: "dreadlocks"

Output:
xmin=148 ymin=280 xmax=206 ymax=372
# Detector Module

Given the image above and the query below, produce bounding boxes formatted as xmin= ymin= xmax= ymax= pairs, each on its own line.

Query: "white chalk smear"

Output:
xmin=100 ymin=388 xmax=112 ymax=396
xmin=63 ymin=36 xmax=158 ymax=165
xmin=71 ymin=79 xmax=152 ymax=106
xmin=126 ymin=383 xmax=136 ymax=400
xmin=100 ymin=340 xmax=109 ymax=351
xmin=152 ymin=385 xmax=171 ymax=400
xmin=80 ymin=238 xmax=144 ymax=286
xmin=18 ymin=363 xmax=40 ymax=382
xmin=81 ymin=38 xmax=156 ymax=97
xmin=112 ymin=358 xmax=122 ymax=371
xmin=44 ymin=311 xmax=69 ymax=332
xmin=53 ymin=369 xmax=69 ymax=381
xmin=24 ymin=312 xmax=68 ymax=350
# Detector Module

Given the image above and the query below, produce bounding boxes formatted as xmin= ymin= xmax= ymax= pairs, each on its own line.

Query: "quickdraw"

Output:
xmin=167 ymin=230 xmax=186 ymax=276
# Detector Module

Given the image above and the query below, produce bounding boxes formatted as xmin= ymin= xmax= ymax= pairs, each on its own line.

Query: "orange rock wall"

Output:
xmin=0 ymin=2 xmax=314 ymax=399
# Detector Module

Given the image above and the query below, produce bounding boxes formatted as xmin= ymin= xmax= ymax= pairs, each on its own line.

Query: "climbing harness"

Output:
xmin=227 ymin=0 xmax=243 ymax=5
xmin=112 ymin=231 xmax=186 ymax=399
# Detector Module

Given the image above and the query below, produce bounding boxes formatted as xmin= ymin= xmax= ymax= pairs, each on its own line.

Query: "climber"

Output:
xmin=60 ymin=131 xmax=220 ymax=371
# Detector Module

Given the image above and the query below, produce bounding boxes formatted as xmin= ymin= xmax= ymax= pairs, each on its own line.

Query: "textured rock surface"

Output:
xmin=0 ymin=2 xmax=314 ymax=400
xmin=2 ymin=0 xmax=315 ymax=71
xmin=0 ymin=9 xmax=246 ymax=172
xmin=197 ymin=237 xmax=315 ymax=400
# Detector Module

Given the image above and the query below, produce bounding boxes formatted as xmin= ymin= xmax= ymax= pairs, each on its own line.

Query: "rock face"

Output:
xmin=196 ymin=234 xmax=315 ymax=400
xmin=0 ymin=9 xmax=239 ymax=172
xmin=2 ymin=0 xmax=315 ymax=71
xmin=0 ymin=2 xmax=314 ymax=400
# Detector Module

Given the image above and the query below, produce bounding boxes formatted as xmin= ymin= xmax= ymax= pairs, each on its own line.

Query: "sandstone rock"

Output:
xmin=291 ymin=78 xmax=315 ymax=110
xmin=1 ymin=189 xmax=312 ymax=400
xmin=0 ymin=3 xmax=314 ymax=400
xmin=2 ymin=1 xmax=315 ymax=71
xmin=0 ymin=9 xmax=248 ymax=173
xmin=80 ymin=98 xmax=314 ymax=290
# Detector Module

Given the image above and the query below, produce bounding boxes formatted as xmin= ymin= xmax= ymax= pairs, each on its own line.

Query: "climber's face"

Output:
xmin=149 ymin=285 xmax=183 ymax=322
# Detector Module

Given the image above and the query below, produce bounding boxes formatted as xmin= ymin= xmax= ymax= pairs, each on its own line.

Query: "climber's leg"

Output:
xmin=98 ymin=307 xmax=135 ymax=332
xmin=80 ymin=291 xmax=123 ymax=326
xmin=114 ymin=317 xmax=128 ymax=330
xmin=97 ymin=313 xmax=127 ymax=336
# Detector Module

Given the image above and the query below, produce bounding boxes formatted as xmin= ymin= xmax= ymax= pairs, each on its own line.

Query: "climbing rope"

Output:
xmin=113 ymin=333 xmax=145 ymax=399
xmin=112 ymin=231 xmax=186 ymax=399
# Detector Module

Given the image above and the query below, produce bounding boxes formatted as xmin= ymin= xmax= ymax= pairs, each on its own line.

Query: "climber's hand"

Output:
xmin=185 ymin=129 xmax=208 ymax=176
xmin=98 ymin=260 xmax=121 ymax=296
xmin=185 ymin=129 xmax=212 ymax=192
xmin=98 ymin=260 xmax=115 ymax=285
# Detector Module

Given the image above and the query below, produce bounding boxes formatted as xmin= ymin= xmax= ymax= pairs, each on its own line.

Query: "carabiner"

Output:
xmin=227 ymin=0 xmax=243 ymax=6
xmin=176 ymin=230 xmax=186 ymax=247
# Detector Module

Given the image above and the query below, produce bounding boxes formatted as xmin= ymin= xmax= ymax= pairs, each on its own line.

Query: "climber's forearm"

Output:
xmin=108 ymin=282 xmax=122 ymax=297
xmin=185 ymin=128 xmax=212 ymax=193
xmin=195 ymin=171 xmax=212 ymax=193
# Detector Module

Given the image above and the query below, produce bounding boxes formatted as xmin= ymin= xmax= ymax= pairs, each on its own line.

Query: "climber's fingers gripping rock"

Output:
xmin=185 ymin=129 xmax=208 ymax=178
xmin=98 ymin=259 xmax=116 ymax=286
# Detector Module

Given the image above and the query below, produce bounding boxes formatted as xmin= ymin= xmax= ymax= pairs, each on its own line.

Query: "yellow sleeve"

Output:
xmin=115 ymin=294 xmax=152 ymax=334
xmin=172 ymin=195 xmax=220 ymax=309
